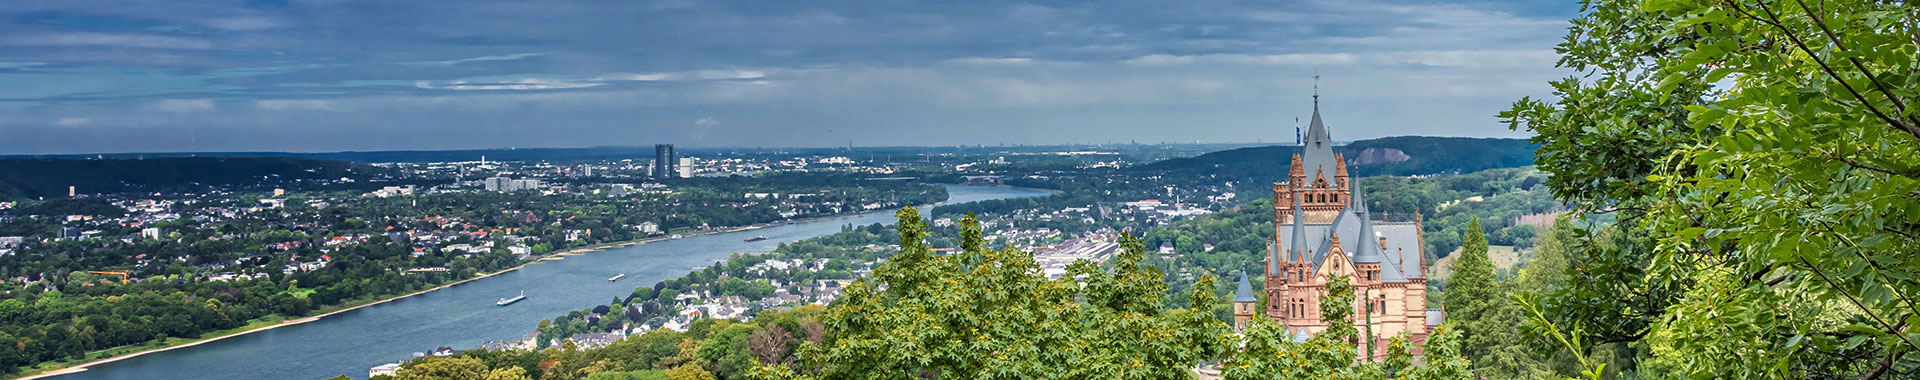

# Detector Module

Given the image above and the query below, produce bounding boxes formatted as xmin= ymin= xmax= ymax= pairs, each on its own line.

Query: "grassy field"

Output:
xmin=1428 ymin=244 xmax=1526 ymax=281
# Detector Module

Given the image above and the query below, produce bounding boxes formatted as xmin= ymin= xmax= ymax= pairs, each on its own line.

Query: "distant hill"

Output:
xmin=1129 ymin=136 xmax=1536 ymax=179
xmin=0 ymin=157 xmax=386 ymax=199
xmin=0 ymin=147 xmax=660 ymax=164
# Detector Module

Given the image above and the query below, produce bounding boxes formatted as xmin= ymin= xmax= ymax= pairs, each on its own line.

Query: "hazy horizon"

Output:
xmin=1 ymin=0 xmax=1574 ymax=155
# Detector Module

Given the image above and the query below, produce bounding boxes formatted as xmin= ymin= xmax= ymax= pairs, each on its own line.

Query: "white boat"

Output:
xmin=608 ymin=273 xmax=626 ymax=282
xmin=496 ymin=291 xmax=526 ymax=306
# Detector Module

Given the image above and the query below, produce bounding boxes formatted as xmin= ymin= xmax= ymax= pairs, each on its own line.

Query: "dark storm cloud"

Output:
xmin=0 ymin=0 xmax=1577 ymax=154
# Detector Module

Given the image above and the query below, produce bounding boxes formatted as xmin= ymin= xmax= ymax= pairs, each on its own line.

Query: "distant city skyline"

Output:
xmin=0 ymin=0 xmax=1575 ymax=155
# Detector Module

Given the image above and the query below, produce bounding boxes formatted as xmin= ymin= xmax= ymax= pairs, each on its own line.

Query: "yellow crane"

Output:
xmin=86 ymin=271 xmax=130 ymax=284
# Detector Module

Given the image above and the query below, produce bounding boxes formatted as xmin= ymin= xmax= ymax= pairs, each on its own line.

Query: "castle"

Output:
xmin=1232 ymin=94 xmax=1437 ymax=358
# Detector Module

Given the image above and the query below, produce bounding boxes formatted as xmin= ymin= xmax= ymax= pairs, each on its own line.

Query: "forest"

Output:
xmin=1128 ymin=136 xmax=1537 ymax=181
xmin=0 ymin=157 xmax=391 ymax=199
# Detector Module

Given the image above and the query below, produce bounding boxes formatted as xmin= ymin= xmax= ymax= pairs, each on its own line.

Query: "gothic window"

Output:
xmin=1332 ymin=194 xmax=1339 ymax=203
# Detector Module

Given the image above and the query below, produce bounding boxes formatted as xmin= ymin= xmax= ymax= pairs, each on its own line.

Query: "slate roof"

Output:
xmin=1347 ymin=185 xmax=1387 ymax=265
xmin=1298 ymin=102 xmax=1340 ymax=188
xmin=1272 ymin=207 xmax=1424 ymax=281
xmin=1234 ymin=271 xmax=1258 ymax=302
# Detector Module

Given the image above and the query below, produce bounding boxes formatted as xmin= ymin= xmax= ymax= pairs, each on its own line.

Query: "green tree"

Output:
xmin=664 ymin=364 xmax=717 ymax=380
xmin=1320 ymin=274 xmax=1357 ymax=342
xmin=760 ymin=208 xmax=1232 ymax=379
xmin=585 ymin=370 xmax=671 ymax=380
xmin=1395 ymin=326 xmax=1473 ymax=380
xmin=1222 ymin=317 xmax=1359 ymax=380
xmin=1516 ymin=216 xmax=1576 ymax=296
xmin=1441 ymin=217 xmax=1519 ymax=376
xmin=1503 ymin=0 xmax=1920 ymax=377
xmin=394 ymin=356 xmax=488 ymax=380
xmin=485 ymin=366 xmax=533 ymax=380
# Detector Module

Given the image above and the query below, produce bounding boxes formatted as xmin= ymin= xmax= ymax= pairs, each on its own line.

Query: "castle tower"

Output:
xmin=1274 ymin=91 xmax=1352 ymax=229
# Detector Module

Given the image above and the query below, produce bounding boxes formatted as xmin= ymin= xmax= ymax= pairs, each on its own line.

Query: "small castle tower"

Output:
xmin=1234 ymin=271 xmax=1258 ymax=332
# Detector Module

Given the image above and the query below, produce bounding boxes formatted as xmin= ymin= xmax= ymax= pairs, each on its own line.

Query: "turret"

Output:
xmin=1348 ymin=185 xmax=1385 ymax=282
xmin=1234 ymin=271 xmax=1258 ymax=332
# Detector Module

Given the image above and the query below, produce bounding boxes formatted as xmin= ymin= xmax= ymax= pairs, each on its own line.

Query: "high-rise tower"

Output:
xmin=654 ymin=144 xmax=676 ymax=179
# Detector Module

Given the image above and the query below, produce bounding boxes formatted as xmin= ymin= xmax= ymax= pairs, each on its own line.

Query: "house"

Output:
xmin=368 ymin=185 xmax=416 ymax=198
xmin=428 ymin=346 xmax=462 ymax=357
xmin=369 ymin=363 xmax=401 ymax=377
xmin=518 ymin=332 xmax=541 ymax=350
xmin=478 ymin=339 xmax=518 ymax=352
xmin=567 ymin=332 xmax=624 ymax=350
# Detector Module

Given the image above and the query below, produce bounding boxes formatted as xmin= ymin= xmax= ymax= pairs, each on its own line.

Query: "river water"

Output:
xmin=52 ymin=185 xmax=1047 ymax=380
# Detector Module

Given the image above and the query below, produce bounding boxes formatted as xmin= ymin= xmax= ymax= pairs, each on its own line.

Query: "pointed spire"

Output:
xmin=1234 ymin=270 xmax=1258 ymax=303
xmin=1350 ymin=185 xmax=1386 ymax=264
xmin=1294 ymin=80 xmax=1338 ymax=192
xmin=1267 ymin=241 xmax=1280 ymax=275
xmin=1290 ymin=191 xmax=1308 ymax=264
xmin=1349 ymin=182 xmax=1367 ymax=213
xmin=1302 ymin=79 xmax=1332 ymax=150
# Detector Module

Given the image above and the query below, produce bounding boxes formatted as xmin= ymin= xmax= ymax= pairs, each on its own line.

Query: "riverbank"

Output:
xmin=10 ymin=252 xmax=554 ymax=380
xmin=8 ymin=189 xmax=967 ymax=380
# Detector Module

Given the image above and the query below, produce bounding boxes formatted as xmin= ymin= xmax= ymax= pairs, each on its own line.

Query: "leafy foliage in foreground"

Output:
xmin=760 ymin=208 xmax=1233 ymax=379
xmin=1503 ymin=0 xmax=1920 ymax=378
xmin=753 ymin=207 xmax=1476 ymax=380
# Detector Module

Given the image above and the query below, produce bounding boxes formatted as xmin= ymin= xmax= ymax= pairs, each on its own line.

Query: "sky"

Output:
xmin=0 ymin=0 xmax=1579 ymax=154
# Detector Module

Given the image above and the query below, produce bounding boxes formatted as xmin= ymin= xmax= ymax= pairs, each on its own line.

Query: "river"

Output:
xmin=51 ymin=185 xmax=1048 ymax=380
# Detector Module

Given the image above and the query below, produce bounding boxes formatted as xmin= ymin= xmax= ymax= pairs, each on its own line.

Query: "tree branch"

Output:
xmin=1836 ymin=155 xmax=1920 ymax=179
xmin=1821 ymin=224 xmax=1920 ymax=318
xmin=1736 ymin=0 xmax=1920 ymax=141
xmin=1794 ymin=254 xmax=1920 ymax=352
xmin=1792 ymin=0 xmax=1920 ymax=129
xmin=1859 ymin=346 xmax=1895 ymax=380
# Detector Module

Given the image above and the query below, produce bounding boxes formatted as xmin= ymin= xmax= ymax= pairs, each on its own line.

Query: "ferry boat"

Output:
xmin=496 ymin=291 xmax=526 ymax=306
xmin=608 ymin=273 xmax=626 ymax=282
xmin=744 ymin=236 xmax=767 ymax=242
